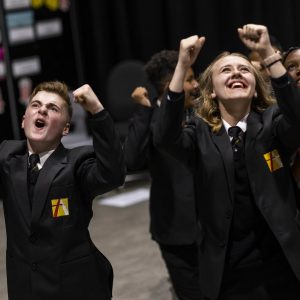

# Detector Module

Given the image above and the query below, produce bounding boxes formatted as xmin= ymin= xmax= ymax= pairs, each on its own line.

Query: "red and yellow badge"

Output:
xmin=263 ymin=149 xmax=283 ymax=172
xmin=51 ymin=198 xmax=69 ymax=218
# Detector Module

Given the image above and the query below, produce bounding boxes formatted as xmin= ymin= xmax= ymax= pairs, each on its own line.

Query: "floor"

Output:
xmin=0 ymin=176 xmax=177 ymax=300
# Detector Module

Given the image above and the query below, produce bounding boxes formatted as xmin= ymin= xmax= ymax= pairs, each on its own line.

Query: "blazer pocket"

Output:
xmin=60 ymin=252 xmax=113 ymax=299
xmin=47 ymin=184 xmax=74 ymax=226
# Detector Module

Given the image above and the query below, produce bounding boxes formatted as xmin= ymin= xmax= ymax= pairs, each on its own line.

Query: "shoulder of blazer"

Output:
xmin=41 ymin=143 xmax=94 ymax=167
xmin=262 ymin=103 xmax=280 ymax=118
xmin=66 ymin=145 xmax=95 ymax=163
xmin=256 ymin=104 xmax=281 ymax=129
xmin=0 ymin=140 xmax=27 ymax=161
xmin=185 ymin=115 xmax=208 ymax=133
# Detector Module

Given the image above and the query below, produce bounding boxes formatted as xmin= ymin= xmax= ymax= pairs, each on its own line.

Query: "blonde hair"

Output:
xmin=197 ymin=52 xmax=275 ymax=132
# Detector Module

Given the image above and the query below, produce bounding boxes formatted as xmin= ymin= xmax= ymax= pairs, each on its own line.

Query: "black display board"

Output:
xmin=0 ymin=0 xmax=82 ymax=140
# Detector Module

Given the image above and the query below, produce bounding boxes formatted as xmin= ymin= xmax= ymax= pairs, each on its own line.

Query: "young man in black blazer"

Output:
xmin=0 ymin=81 xmax=125 ymax=300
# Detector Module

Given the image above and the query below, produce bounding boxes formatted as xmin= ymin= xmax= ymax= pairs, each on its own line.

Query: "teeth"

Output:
xmin=230 ymin=82 xmax=244 ymax=88
xmin=35 ymin=119 xmax=45 ymax=128
xmin=231 ymin=82 xmax=243 ymax=88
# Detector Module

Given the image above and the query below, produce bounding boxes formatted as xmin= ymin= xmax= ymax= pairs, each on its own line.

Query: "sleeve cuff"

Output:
xmin=90 ymin=109 xmax=108 ymax=120
xmin=271 ymin=73 xmax=291 ymax=88
xmin=167 ymin=89 xmax=185 ymax=102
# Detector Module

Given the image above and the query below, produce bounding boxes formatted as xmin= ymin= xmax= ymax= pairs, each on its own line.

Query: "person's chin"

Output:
xmin=28 ymin=133 xmax=46 ymax=142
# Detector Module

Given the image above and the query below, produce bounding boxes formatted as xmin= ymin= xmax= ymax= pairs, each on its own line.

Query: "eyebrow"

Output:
xmin=30 ymin=99 xmax=41 ymax=105
xmin=31 ymin=99 xmax=61 ymax=109
xmin=219 ymin=63 xmax=250 ymax=68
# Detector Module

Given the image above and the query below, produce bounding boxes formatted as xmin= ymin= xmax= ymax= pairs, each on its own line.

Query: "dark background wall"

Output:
xmin=1 ymin=0 xmax=300 ymax=140
xmin=76 ymin=0 xmax=300 ymax=104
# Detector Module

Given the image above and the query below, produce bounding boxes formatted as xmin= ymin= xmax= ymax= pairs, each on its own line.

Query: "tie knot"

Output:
xmin=228 ymin=126 xmax=243 ymax=139
xmin=29 ymin=154 xmax=40 ymax=169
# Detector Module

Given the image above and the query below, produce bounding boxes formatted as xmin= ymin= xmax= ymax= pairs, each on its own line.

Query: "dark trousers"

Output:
xmin=159 ymin=243 xmax=203 ymax=300
xmin=207 ymin=261 xmax=300 ymax=300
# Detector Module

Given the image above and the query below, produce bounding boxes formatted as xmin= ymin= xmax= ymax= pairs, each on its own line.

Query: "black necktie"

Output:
xmin=28 ymin=154 xmax=40 ymax=207
xmin=228 ymin=126 xmax=244 ymax=160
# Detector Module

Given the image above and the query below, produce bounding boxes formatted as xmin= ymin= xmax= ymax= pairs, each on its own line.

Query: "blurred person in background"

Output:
xmin=282 ymin=47 xmax=300 ymax=189
xmin=124 ymin=50 xmax=203 ymax=300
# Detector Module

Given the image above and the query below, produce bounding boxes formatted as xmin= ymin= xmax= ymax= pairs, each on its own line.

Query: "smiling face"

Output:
xmin=22 ymin=91 xmax=70 ymax=153
xmin=211 ymin=55 xmax=257 ymax=106
xmin=284 ymin=48 xmax=300 ymax=87
xmin=183 ymin=68 xmax=200 ymax=108
xmin=198 ymin=52 xmax=274 ymax=132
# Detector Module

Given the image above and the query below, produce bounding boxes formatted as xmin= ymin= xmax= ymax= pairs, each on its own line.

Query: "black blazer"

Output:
xmin=124 ymin=104 xmax=198 ymax=245
xmin=154 ymin=74 xmax=300 ymax=299
xmin=0 ymin=110 xmax=125 ymax=300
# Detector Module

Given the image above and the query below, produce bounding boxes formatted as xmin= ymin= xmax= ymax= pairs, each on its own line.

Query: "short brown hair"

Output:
xmin=144 ymin=50 xmax=179 ymax=97
xmin=29 ymin=81 xmax=73 ymax=121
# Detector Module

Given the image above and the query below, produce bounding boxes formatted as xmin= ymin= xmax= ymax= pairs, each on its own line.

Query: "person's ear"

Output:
xmin=62 ymin=122 xmax=70 ymax=136
xmin=211 ymin=90 xmax=216 ymax=98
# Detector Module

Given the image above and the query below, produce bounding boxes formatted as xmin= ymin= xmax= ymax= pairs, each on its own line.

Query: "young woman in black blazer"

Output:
xmin=154 ymin=24 xmax=300 ymax=300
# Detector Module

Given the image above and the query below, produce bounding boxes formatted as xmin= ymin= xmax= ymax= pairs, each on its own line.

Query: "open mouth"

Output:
xmin=35 ymin=119 xmax=46 ymax=129
xmin=228 ymin=81 xmax=247 ymax=89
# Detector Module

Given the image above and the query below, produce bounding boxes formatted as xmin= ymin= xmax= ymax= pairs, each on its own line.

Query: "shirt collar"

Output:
xmin=222 ymin=113 xmax=249 ymax=136
xmin=28 ymin=150 xmax=55 ymax=169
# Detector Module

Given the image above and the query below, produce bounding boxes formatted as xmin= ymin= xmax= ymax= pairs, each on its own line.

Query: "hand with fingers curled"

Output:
xmin=178 ymin=35 xmax=206 ymax=69
xmin=237 ymin=24 xmax=275 ymax=59
xmin=73 ymin=84 xmax=104 ymax=114
xmin=169 ymin=35 xmax=205 ymax=93
xmin=131 ymin=86 xmax=152 ymax=107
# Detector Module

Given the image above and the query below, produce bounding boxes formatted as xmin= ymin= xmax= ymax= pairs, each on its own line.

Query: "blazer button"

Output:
xmin=31 ymin=263 xmax=38 ymax=271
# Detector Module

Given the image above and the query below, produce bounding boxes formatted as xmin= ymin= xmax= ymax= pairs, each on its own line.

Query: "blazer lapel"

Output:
xmin=209 ymin=112 xmax=262 ymax=205
xmin=211 ymin=126 xmax=235 ymax=203
xmin=245 ymin=111 xmax=262 ymax=150
xmin=11 ymin=152 xmax=31 ymax=226
xmin=31 ymin=144 xmax=68 ymax=224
